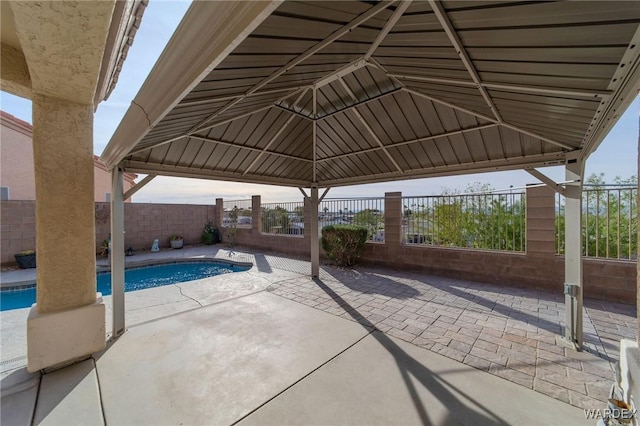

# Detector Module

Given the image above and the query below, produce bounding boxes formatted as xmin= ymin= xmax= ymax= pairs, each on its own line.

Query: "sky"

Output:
xmin=1 ymin=0 xmax=638 ymax=204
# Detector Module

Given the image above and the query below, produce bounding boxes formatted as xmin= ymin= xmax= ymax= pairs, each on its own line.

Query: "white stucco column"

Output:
xmin=111 ymin=167 xmax=125 ymax=337
xmin=310 ymin=186 xmax=319 ymax=278
xmin=562 ymin=155 xmax=584 ymax=349
xmin=27 ymin=94 xmax=105 ymax=372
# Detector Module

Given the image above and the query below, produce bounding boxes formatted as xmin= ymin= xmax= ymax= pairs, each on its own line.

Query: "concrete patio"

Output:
xmin=1 ymin=246 xmax=636 ymax=425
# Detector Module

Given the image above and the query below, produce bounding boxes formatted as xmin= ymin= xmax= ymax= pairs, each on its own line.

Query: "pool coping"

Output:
xmin=0 ymin=257 xmax=254 ymax=291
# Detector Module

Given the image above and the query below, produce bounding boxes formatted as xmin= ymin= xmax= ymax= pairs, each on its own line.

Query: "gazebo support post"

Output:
xmin=560 ymin=154 xmax=584 ymax=349
xmin=310 ymin=185 xmax=320 ymax=278
xmin=111 ymin=166 xmax=126 ymax=337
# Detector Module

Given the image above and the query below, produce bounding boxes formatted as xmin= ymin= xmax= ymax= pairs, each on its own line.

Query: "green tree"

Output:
xmin=413 ymin=182 xmax=525 ymax=251
xmin=227 ymin=206 xmax=239 ymax=247
xmin=353 ymin=209 xmax=384 ymax=240
xmin=556 ymin=173 xmax=637 ymax=259
xmin=262 ymin=206 xmax=291 ymax=234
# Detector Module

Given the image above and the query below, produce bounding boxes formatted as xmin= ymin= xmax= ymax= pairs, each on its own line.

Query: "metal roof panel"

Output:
xmin=101 ymin=0 xmax=640 ymax=188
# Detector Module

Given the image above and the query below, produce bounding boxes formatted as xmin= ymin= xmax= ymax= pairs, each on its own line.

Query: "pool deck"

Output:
xmin=1 ymin=246 xmax=636 ymax=425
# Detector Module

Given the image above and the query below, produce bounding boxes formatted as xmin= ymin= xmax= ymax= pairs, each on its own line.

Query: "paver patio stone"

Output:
xmin=444 ymin=330 xmax=477 ymax=346
xmin=463 ymin=354 xmax=492 ymax=371
xmin=569 ymin=391 xmax=603 ymax=410
xmin=470 ymin=347 xmax=509 ymax=366
xmin=473 ymin=339 xmax=499 ymax=353
xmin=507 ymin=358 xmax=537 ymax=376
xmin=411 ymin=337 xmax=435 ymax=350
xmin=534 ymin=378 xmax=571 ymax=404
xmin=432 ymin=342 xmax=467 ymax=362
xmin=265 ymin=261 xmax=636 ymax=411
xmin=477 ymin=332 xmax=511 ymax=348
xmin=448 ymin=340 xmax=473 ymax=355
xmin=489 ymin=364 xmax=534 ymax=388
xmin=586 ymin=383 xmax=612 ymax=401
xmin=536 ymin=359 xmax=569 ymax=376
xmin=498 ymin=347 xmax=537 ymax=365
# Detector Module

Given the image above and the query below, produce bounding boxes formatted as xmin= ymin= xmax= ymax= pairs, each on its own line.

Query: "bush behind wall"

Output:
xmin=321 ymin=224 xmax=368 ymax=267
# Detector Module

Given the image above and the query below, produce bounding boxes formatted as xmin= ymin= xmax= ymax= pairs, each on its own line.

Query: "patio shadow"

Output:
xmin=313 ymin=277 xmax=510 ymax=426
xmin=324 ymin=268 xmax=420 ymax=299
xmin=253 ymin=254 xmax=273 ymax=274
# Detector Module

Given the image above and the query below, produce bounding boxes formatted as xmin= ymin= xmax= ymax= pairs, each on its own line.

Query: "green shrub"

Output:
xmin=321 ymin=225 xmax=368 ymax=267
xmin=202 ymin=220 xmax=220 ymax=245
xmin=202 ymin=232 xmax=214 ymax=245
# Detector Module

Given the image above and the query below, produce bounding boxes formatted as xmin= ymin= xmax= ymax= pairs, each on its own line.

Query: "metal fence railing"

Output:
xmin=319 ymin=197 xmax=385 ymax=242
xmin=402 ymin=192 xmax=526 ymax=252
xmin=222 ymin=199 xmax=252 ymax=228
xmin=556 ymin=186 xmax=637 ymax=259
xmin=261 ymin=201 xmax=305 ymax=236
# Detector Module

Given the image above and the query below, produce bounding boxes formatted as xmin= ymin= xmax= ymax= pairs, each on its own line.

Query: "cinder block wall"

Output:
xmin=1 ymin=200 xmax=36 ymax=263
xmin=358 ymin=187 xmax=636 ymax=303
xmin=215 ymin=187 xmax=636 ymax=304
xmin=1 ymin=190 xmax=635 ymax=304
xmin=1 ymin=201 xmax=216 ymax=263
xmin=95 ymin=202 xmax=216 ymax=252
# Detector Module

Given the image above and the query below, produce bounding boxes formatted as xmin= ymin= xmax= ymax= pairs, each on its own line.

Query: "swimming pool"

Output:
xmin=0 ymin=261 xmax=250 ymax=312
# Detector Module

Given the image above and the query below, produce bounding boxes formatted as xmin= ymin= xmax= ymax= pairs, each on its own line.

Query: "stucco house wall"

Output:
xmin=0 ymin=111 xmax=35 ymax=200
xmin=93 ymin=154 xmax=136 ymax=202
xmin=0 ymin=111 xmax=136 ymax=201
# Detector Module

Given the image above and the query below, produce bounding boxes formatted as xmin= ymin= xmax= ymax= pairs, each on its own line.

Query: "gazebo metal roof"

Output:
xmin=102 ymin=1 xmax=640 ymax=188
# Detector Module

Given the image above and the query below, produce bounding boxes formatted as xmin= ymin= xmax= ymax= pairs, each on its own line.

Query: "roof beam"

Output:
xmin=338 ymin=78 xmax=403 ymax=173
xmin=317 ymin=124 xmax=498 ymax=163
xmin=369 ymin=50 xmax=499 ymax=125
xmin=122 ymin=160 xmax=311 ymax=187
xmin=404 ymin=87 xmax=575 ymax=150
xmin=299 ymin=187 xmax=309 ymax=200
xmin=189 ymin=135 xmax=313 ymax=163
xmin=123 ymin=173 xmax=156 ymax=201
xmin=186 ymin=94 xmax=245 ymax=134
xmin=273 ymin=104 xmax=313 ymax=121
xmin=364 ymin=1 xmax=412 ymax=60
xmin=317 ymin=87 xmax=402 ymax=121
xmin=428 ymin=2 xmax=578 ymax=151
xmin=320 ymin=152 xmax=567 ymax=188
xmin=312 ymin=86 xmax=318 ymax=183
xmin=403 ymin=87 xmax=497 ymax=123
xmin=429 ymin=1 xmax=502 ymax=123
xmin=298 ymin=187 xmax=330 ymax=202
xmin=128 ymin=135 xmax=189 ymax=157
xmin=319 ymin=187 xmax=330 ymax=202
xmin=102 ymin=1 xmax=283 ymax=169
xmin=482 ymin=82 xmax=611 ymax=100
xmin=190 ymin=1 xmax=395 ymax=134
xmin=499 ymin=122 xmax=576 ymax=150
xmin=178 ymin=86 xmax=301 ymax=108
xmin=127 ymin=98 xmax=292 ymax=157
xmin=190 ymin=87 xmax=307 ymax=135
xmin=581 ymin=23 xmax=640 ymax=158
xmin=390 ymin=74 xmax=612 ymax=99
xmin=525 ymin=168 xmax=566 ymax=196
xmin=391 ymin=74 xmax=476 ymax=88
xmin=251 ymin=0 xmax=394 ymax=94
xmin=243 ymin=90 xmax=308 ymax=175
xmin=313 ymin=58 xmax=368 ymax=89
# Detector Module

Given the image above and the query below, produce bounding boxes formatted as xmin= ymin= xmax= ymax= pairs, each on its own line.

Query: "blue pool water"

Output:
xmin=0 ymin=261 xmax=249 ymax=312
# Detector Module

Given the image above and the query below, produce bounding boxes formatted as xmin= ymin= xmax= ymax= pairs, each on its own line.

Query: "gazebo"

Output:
xmin=102 ymin=1 xmax=640 ymax=355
